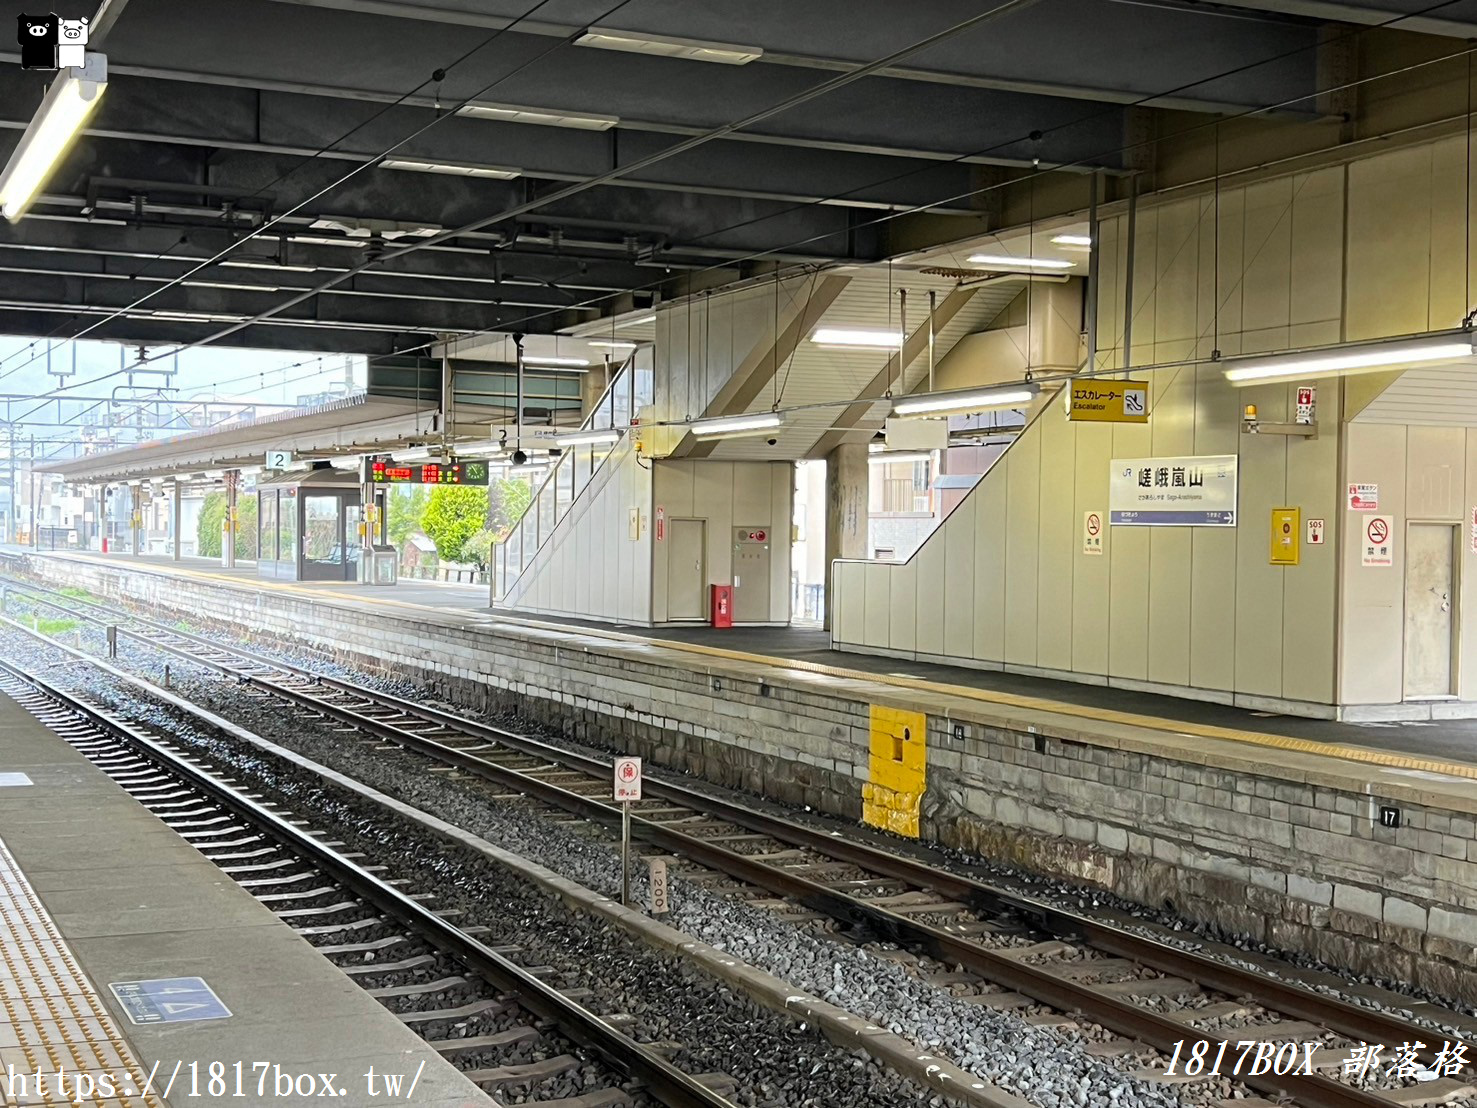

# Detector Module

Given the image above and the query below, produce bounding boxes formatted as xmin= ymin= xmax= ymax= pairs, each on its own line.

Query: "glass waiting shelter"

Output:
xmin=256 ymin=466 xmax=362 ymax=581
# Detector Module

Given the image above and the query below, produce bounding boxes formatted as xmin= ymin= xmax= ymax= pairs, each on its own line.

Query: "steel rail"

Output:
xmin=63 ymin=627 xmax=1398 ymax=1108
xmin=5 ymin=575 xmax=1471 ymax=1095
xmin=0 ymin=647 xmax=738 ymax=1108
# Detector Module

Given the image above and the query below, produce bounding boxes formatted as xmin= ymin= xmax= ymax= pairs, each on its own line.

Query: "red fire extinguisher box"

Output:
xmin=710 ymin=584 xmax=733 ymax=629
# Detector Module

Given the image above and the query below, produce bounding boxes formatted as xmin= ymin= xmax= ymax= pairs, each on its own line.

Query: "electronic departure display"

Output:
xmin=371 ymin=458 xmax=490 ymax=486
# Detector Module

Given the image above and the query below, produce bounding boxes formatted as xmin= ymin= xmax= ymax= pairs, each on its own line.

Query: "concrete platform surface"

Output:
xmin=0 ymin=682 xmax=486 ymax=1108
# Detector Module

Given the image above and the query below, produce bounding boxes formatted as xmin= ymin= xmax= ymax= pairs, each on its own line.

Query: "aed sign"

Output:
xmin=1270 ymin=507 xmax=1299 ymax=566
xmin=1069 ymin=379 xmax=1149 ymax=423
xmin=1306 ymin=518 xmax=1325 ymax=545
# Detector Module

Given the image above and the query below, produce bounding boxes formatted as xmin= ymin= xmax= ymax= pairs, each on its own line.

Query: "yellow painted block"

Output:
xmin=862 ymin=705 xmax=928 ymax=838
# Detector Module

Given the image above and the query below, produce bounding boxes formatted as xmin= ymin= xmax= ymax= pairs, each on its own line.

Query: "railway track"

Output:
xmin=0 ymin=651 xmax=738 ymax=1108
xmin=8 ymin=576 xmax=1477 ymax=1108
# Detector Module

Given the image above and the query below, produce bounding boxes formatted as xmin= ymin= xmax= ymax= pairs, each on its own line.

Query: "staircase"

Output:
xmin=494 ymin=349 xmax=652 ymax=601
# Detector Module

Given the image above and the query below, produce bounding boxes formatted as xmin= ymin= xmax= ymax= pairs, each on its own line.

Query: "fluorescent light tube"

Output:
xmin=554 ymin=429 xmax=621 ymax=447
xmin=289 ymin=234 xmax=368 ymax=249
xmin=576 ymin=29 xmax=762 ymax=65
xmin=182 ymin=280 xmax=282 ymax=292
xmin=523 ymin=356 xmax=591 ymax=367
xmin=587 ymin=340 xmax=637 ymax=349
xmin=0 ymin=54 xmax=108 ymax=221
xmin=457 ymin=102 xmax=619 ymax=130
xmin=688 ymin=413 xmax=782 ymax=437
xmin=811 ymin=328 xmax=904 ymax=348
xmin=380 ymin=157 xmax=521 ymax=180
xmin=868 ymin=451 xmax=932 ymax=465
xmin=618 ymin=314 xmax=657 ymax=328
xmin=892 ymin=383 xmax=1040 ymax=418
xmin=967 ymin=254 xmax=1076 ymax=270
xmin=223 ymin=260 xmax=317 ymax=273
xmin=1223 ymin=334 xmax=1477 ymax=383
xmin=1050 ymin=234 xmax=1093 ymax=247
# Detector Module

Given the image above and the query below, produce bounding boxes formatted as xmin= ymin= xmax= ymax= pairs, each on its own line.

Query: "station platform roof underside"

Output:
xmin=44 ymin=394 xmax=439 ymax=484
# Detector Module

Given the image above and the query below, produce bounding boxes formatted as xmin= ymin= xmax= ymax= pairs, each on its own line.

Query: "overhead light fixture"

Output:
xmin=223 ymin=260 xmax=317 ymax=273
xmin=523 ymin=355 xmax=591 ymax=367
xmin=182 ymin=280 xmax=282 ymax=292
xmin=576 ymin=29 xmax=762 ymax=65
xmin=554 ymin=429 xmax=621 ymax=447
xmin=457 ymin=102 xmax=620 ymax=130
xmin=0 ymin=53 xmax=108 ymax=221
xmin=967 ymin=254 xmax=1076 ymax=270
xmin=587 ymin=340 xmax=638 ymax=349
xmin=687 ymin=413 xmax=782 ymax=437
xmin=811 ymin=328 xmax=904 ymax=348
xmin=1222 ymin=332 xmax=1477 ymax=383
xmin=891 ymin=382 xmax=1041 ymax=419
xmin=618 ymin=314 xmax=657 ymax=328
xmin=150 ymin=310 xmax=248 ymax=323
xmin=380 ymin=157 xmax=521 ymax=180
xmin=1050 ymin=234 xmax=1093 ymax=247
xmin=289 ymin=234 xmax=368 ymax=249
xmin=868 ymin=451 xmax=933 ymax=465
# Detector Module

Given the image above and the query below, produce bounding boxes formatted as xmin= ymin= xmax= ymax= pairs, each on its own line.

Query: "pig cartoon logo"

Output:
xmin=57 ymin=16 xmax=87 ymax=69
xmin=17 ymin=14 xmax=58 ymax=70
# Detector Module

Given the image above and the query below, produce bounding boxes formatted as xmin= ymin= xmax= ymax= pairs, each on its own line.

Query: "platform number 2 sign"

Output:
xmin=265 ymin=450 xmax=293 ymax=470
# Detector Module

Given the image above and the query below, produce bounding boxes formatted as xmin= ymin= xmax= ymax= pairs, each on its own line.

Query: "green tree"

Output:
xmin=421 ymin=485 xmax=488 ymax=563
xmin=198 ymin=492 xmax=259 ymax=559
xmin=489 ymin=476 xmax=532 ymax=538
xmin=197 ymin=492 xmax=225 ymax=557
xmin=387 ymin=486 xmax=429 ymax=547
xmin=231 ymin=494 xmax=259 ymax=560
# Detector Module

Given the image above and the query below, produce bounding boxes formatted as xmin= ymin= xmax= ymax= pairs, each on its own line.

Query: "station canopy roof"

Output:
xmin=43 ymin=394 xmax=437 ymax=484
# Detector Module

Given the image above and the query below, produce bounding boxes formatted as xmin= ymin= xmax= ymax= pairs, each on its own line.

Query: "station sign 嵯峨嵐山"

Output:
xmin=1069 ymin=380 xmax=1149 ymax=423
xmin=1109 ymin=455 xmax=1238 ymax=527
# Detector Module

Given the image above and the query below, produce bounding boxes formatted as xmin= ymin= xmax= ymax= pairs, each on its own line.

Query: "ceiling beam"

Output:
xmin=807 ymin=284 xmax=981 ymax=458
xmin=681 ymin=275 xmax=853 ymax=460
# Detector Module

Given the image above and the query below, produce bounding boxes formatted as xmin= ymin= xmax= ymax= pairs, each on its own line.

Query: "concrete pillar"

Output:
xmin=823 ymin=442 xmax=869 ymax=630
xmin=171 ymin=478 xmax=182 ymax=561
xmin=579 ymin=364 xmax=607 ymax=420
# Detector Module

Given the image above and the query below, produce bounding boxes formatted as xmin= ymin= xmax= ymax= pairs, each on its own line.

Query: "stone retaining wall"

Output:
xmin=23 ymin=554 xmax=1477 ymax=1002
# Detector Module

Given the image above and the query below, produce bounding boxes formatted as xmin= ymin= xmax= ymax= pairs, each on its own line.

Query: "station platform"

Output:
xmin=0 ymin=675 xmax=484 ymax=1108
xmin=22 ymin=548 xmax=1477 ymax=776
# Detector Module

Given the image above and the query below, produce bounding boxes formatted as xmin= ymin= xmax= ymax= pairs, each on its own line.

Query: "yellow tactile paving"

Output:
xmin=0 ymin=840 xmax=164 ymax=1108
xmin=41 ymin=552 xmax=1477 ymax=786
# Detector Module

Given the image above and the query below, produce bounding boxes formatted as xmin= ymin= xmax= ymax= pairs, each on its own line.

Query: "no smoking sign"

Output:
xmin=1363 ymin=516 xmax=1393 ymax=567
xmin=1083 ymin=511 xmax=1104 ymax=556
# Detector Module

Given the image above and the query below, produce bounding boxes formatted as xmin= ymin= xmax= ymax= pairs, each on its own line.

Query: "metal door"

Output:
xmin=733 ymin=526 xmax=772 ymax=623
xmin=667 ymin=519 xmax=706 ymax=620
xmin=1404 ymin=523 xmax=1458 ymax=698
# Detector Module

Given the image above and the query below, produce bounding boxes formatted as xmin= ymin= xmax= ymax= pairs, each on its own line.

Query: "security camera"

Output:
xmin=512 ymin=449 xmax=528 ymax=465
xmin=766 ymin=438 xmax=778 ymax=446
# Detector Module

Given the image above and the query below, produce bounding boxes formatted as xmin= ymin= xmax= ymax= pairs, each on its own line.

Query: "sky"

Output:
xmin=0 ymin=334 xmax=366 ymax=463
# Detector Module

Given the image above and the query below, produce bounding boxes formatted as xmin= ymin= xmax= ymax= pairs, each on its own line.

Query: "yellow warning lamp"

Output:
xmin=1243 ymin=404 xmax=1258 ymax=421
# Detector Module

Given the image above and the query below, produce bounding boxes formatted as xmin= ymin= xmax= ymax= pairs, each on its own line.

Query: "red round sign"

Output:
xmin=1086 ymin=513 xmax=1101 ymax=536
xmin=1368 ymin=518 xmax=1389 ymax=544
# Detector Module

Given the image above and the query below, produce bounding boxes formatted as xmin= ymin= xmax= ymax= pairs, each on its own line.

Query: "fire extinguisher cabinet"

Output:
xmin=710 ymin=583 xmax=733 ymax=629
